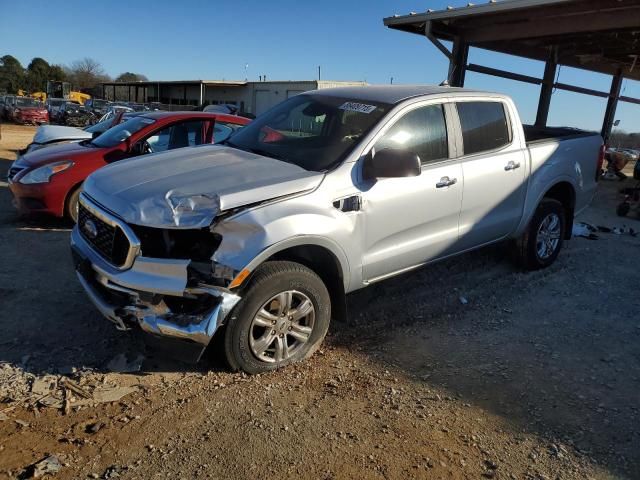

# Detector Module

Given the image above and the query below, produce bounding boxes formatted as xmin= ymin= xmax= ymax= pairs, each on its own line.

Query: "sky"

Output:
xmin=1 ymin=0 xmax=638 ymax=132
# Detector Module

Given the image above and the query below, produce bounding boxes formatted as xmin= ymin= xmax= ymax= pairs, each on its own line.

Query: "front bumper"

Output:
xmin=16 ymin=114 xmax=48 ymax=125
xmin=71 ymin=226 xmax=241 ymax=362
xmin=8 ymin=175 xmax=67 ymax=217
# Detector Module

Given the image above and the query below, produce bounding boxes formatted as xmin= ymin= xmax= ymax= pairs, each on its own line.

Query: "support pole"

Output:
xmin=535 ymin=49 xmax=557 ymax=127
xmin=601 ymin=69 xmax=623 ymax=143
xmin=448 ymin=37 xmax=468 ymax=87
xmin=102 ymin=84 xmax=105 ymax=100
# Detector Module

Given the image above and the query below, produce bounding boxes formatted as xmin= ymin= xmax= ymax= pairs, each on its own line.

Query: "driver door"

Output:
xmin=361 ymin=102 xmax=463 ymax=282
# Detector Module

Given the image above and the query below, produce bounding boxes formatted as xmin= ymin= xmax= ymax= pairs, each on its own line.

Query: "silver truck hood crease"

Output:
xmin=33 ymin=125 xmax=91 ymax=144
xmin=84 ymin=145 xmax=324 ymax=228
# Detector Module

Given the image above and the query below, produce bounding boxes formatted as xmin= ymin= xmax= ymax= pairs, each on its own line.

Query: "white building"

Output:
xmin=101 ymin=79 xmax=367 ymax=116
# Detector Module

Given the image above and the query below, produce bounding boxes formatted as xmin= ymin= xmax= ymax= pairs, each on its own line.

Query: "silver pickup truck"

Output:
xmin=71 ymin=86 xmax=603 ymax=373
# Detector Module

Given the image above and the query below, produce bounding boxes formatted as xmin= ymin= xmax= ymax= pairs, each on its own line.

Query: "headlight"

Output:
xmin=19 ymin=161 xmax=74 ymax=184
xmin=165 ymin=190 xmax=220 ymax=227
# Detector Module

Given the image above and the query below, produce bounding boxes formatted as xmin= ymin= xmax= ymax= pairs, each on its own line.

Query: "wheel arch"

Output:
xmin=245 ymin=240 xmax=349 ymax=323
xmin=541 ymin=181 xmax=576 ymax=239
xmin=518 ymin=179 xmax=576 ymax=240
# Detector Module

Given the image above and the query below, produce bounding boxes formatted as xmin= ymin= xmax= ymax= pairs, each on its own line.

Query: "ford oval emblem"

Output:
xmin=83 ymin=219 xmax=98 ymax=239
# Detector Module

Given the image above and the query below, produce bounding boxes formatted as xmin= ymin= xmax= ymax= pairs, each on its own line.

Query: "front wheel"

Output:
xmin=66 ymin=185 xmax=82 ymax=223
xmin=224 ymin=261 xmax=331 ymax=374
xmin=514 ymin=199 xmax=566 ymax=270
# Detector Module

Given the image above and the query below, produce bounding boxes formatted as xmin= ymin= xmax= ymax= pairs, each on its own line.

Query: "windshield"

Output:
xmin=84 ymin=117 xmax=113 ymax=134
xmin=92 ymin=99 xmax=108 ymax=108
xmin=92 ymin=116 xmax=156 ymax=148
xmin=49 ymin=99 xmax=65 ymax=106
xmin=225 ymin=94 xmax=390 ymax=171
xmin=16 ymin=97 xmax=41 ymax=108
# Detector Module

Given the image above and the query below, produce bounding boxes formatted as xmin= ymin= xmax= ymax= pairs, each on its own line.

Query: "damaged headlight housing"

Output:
xmin=165 ymin=190 xmax=221 ymax=227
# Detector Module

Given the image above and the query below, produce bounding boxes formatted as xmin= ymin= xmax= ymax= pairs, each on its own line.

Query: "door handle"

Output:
xmin=436 ymin=176 xmax=457 ymax=188
xmin=504 ymin=161 xmax=521 ymax=171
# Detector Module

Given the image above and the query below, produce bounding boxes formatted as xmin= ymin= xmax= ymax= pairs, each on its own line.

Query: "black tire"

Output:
xmin=224 ymin=261 xmax=331 ymax=374
xmin=66 ymin=185 xmax=82 ymax=223
xmin=515 ymin=199 xmax=566 ymax=270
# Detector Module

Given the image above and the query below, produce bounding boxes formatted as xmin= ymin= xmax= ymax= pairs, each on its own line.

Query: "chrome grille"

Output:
xmin=78 ymin=202 xmax=131 ymax=267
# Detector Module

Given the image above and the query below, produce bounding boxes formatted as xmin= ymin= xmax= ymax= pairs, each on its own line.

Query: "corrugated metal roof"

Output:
xmin=384 ymin=0 xmax=573 ymax=26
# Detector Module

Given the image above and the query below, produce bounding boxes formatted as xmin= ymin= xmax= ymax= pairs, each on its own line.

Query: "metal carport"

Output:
xmin=383 ymin=0 xmax=640 ymax=141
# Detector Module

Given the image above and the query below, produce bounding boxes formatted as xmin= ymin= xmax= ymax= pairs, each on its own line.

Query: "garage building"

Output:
xmin=100 ymin=79 xmax=367 ymax=116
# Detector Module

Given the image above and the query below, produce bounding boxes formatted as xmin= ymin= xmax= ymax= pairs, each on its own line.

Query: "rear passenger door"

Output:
xmin=453 ymin=100 xmax=527 ymax=250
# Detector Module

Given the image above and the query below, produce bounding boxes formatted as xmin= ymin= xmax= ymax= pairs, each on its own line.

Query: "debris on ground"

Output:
xmin=26 ymin=454 xmax=62 ymax=478
xmin=107 ymin=353 xmax=145 ymax=373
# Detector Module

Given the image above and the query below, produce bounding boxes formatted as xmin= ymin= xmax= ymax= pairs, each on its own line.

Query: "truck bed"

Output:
xmin=523 ymin=125 xmax=599 ymax=145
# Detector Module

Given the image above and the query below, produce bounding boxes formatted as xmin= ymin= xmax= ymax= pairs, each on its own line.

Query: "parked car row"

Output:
xmin=1 ymin=95 xmax=49 ymax=125
xmin=8 ymin=111 xmax=251 ymax=222
xmin=7 ymin=85 xmax=605 ymax=374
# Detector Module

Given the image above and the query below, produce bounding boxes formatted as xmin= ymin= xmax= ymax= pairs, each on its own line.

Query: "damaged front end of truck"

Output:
xmin=70 ymin=192 xmax=256 ymax=363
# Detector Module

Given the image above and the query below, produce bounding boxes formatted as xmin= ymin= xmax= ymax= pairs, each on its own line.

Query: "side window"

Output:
xmin=456 ymin=101 xmax=511 ymax=155
xmin=146 ymin=120 xmax=206 ymax=152
xmin=374 ymin=104 xmax=448 ymax=165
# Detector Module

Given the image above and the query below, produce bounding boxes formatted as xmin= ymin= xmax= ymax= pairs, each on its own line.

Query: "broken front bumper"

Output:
xmin=71 ymin=226 xmax=240 ymax=362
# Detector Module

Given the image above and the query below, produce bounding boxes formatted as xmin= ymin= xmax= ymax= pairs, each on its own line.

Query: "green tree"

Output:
xmin=25 ymin=57 xmax=50 ymax=92
xmin=48 ymin=64 xmax=67 ymax=83
xmin=0 ymin=55 xmax=25 ymax=93
xmin=115 ymin=72 xmax=148 ymax=82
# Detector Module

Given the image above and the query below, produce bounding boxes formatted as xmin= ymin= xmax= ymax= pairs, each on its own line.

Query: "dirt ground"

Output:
xmin=0 ymin=123 xmax=639 ymax=479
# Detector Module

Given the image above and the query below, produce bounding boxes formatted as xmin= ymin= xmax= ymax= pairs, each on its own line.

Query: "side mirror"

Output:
xmin=363 ymin=148 xmax=421 ymax=180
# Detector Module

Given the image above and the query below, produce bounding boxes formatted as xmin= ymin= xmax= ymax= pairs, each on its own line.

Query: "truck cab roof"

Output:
xmin=305 ymin=84 xmax=502 ymax=105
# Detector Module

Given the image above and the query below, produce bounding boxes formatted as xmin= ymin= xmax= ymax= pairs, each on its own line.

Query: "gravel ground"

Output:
xmin=0 ymin=124 xmax=639 ymax=479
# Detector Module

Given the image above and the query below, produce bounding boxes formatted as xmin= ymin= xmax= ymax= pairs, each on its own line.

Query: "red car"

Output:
xmin=8 ymin=112 xmax=251 ymax=222
xmin=11 ymin=97 xmax=49 ymax=125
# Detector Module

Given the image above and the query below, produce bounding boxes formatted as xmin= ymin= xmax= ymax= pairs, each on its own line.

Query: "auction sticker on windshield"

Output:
xmin=339 ymin=102 xmax=377 ymax=114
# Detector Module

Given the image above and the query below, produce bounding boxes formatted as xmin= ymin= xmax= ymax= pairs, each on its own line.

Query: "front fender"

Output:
xmin=211 ymin=207 xmax=354 ymax=291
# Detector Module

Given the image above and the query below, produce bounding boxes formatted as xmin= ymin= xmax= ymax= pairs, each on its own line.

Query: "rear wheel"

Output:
xmin=224 ymin=261 xmax=331 ymax=374
xmin=515 ymin=199 xmax=566 ymax=270
xmin=66 ymin=185 xmax=82 ymax=223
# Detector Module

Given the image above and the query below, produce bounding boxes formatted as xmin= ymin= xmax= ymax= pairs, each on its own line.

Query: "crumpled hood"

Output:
xmin=33 ymin=125 xmax=91 ymax=144
xmin=84 ymin=145 xmax=324 ymax=228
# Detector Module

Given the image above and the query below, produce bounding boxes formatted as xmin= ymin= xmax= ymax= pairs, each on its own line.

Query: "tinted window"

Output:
xmin=457 ymin=102 xmax=510 ymax=155
xmin=374 ymin=104 xmax=448 ymax=164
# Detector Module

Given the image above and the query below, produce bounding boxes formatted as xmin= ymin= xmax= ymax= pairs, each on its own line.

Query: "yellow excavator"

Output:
xmin=45 ymin=81 xmax=91 ymax=105
xmin=18 ymin=82 xmax=91 ymax=105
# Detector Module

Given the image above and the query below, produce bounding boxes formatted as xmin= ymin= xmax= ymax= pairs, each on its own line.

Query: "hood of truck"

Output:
xmin=33 ymin=125 xmax=91 ymax=145
xmin=83 ymin=145 xmax=324 ymax=228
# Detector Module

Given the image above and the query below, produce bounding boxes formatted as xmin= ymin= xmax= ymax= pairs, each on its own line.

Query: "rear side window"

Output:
xmin=374 ymin=104 xmax=448 ymax=165
xmin=457 ymin=101 xmax=510 ymax=155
